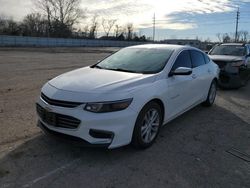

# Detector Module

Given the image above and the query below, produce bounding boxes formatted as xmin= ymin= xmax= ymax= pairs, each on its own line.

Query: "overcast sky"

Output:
xmin=0 ymin=0 xmax=250 ymax=41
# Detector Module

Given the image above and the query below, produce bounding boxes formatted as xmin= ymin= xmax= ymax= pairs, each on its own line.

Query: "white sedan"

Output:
xmin=36 ymin=44 xmax=219 ymax=149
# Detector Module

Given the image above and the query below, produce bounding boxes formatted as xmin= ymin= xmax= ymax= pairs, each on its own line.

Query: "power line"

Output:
xmin=142 ymin=13 xmax=249 ymax=25
xmin=154 ymin=17 xmax=235 ymax=22
xmin=152 ymin=21 xmax=234 ymax=26
xmin=141 ymin=19 xmax=250 ymax=28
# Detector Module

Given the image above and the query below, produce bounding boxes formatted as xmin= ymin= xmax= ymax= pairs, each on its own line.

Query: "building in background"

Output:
xmin=163 ymin=39 xmax=202 ymax=49
xmin=162 ymin=39 xmax=216 ymax=51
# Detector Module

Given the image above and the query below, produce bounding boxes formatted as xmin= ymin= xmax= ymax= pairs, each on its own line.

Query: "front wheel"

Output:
xmin=202 ymin=80 xmax=217 ymax=107
xmin=132 ymin=102 xmax=163 ymax=149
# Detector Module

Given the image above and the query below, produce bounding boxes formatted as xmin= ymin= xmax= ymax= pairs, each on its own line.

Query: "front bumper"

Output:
xmin=36 ymin=97 xmax=138 ymax=149
xmin=218 ymin=71 xmax=243 ymax=88
xmin=38 ymin=121 xmax=111 ymax=148
xmin=218 ymin=64 xmax=250 ymax=88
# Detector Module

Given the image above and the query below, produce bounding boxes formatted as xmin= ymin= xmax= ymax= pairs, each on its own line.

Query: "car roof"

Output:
xmin=220 ymin=43 xmax=245 ymax=46
xmin=126 ymin=44 xmax=195 ymax=51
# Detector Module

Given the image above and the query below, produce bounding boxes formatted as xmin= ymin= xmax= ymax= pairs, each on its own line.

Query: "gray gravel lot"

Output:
xmin=0 ymin=48 xmax=249 ymax=188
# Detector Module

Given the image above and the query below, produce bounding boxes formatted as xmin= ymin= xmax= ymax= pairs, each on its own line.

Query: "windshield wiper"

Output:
xmin=92 ymin=65 xmax=142 ymax=73
xmin=106 ymin=68 xmax=140 ymax=73
xmin=92 ymin=65 xmax=104 ymax=69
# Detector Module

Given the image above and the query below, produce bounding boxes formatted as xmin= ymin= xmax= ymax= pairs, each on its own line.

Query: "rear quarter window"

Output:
xmin=190 ymin=50 xmax=206 ymax=68
xmin=203 ymin=54 xmax=210 ymax=64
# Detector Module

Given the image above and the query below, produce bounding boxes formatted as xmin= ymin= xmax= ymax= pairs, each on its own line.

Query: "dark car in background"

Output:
xmin=208 ymin=43 xmax=250 ymax=89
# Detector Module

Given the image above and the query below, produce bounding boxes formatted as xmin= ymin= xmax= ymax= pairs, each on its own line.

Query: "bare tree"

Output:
xmin=101 ymin=18 xmax=116 ymax=37
xmin=126 ymin=23 xmax=133 ymax=40
xmin=0 ymin=17 xmax=5 ymax=33
xmin=195 ymin=36 xmax=200 ymax=41
xmin=89 ymin=15 xmax=99 ymax=39
xmin=238 ymin=30 xmax=249 ymax=42
xmin=22 ymin=13 xmax=47 ymax=37
xmin=237 ymin=31 xmax=243 ymax=42
xmin=0 ymin=17 xmax=21 ymax=35
xmin=81 ymin=25 xmax=89 ymax=37
xmin=35 ymin=0 xmax=84 ymax=25
xmin=216 ymin=33 xmax=222 ymax=42
xmin=222 ymin=33 xmax=231 ymax=43
xmin=34 ymin=0 xmax=53 ymax=36
xmin=114 ymin=24 xmax=123 ymax=38
xmin=242 ymin=31 xmax=249 ymax=42
xmin=34 ymin=0 xmax=85 ymax=37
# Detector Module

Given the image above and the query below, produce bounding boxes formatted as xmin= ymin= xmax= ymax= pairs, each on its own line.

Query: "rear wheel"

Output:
xmin=202 ymin=80 xmax=217 ymax=107
xmin=132 ymin=102 xmax=163 ymax=149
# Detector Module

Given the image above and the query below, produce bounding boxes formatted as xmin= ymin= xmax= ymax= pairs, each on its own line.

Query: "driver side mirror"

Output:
xmin=169 ymin=67 xmax=193 ymax=77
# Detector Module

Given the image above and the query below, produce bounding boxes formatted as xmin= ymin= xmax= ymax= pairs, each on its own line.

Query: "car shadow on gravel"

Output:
xmin=217 ymin=82 xmax=250 ymax=101
xmin=0 ymin=105 xmax=249 ymax=188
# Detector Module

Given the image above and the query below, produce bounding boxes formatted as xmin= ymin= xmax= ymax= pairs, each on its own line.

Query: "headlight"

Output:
xmin=231 ymin=61 xmax=245 ymax=67
xmin=84 ymin=98 xmax=133 ymax=113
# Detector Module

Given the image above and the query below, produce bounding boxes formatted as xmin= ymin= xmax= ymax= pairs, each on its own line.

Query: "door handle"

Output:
xmin=192 ymin=74 xmax=197 ymax=79
xmin=208 ymin=69 xmax=212 ymax=73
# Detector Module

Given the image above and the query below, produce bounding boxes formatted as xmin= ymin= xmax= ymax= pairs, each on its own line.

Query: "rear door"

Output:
xmin=189 ymin=50 xmax=211 ymax=101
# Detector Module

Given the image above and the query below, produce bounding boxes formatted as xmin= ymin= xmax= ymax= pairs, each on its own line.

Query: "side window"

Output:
xmin=203 ymin=54 xmax=210 ymax=64
xmin=171 ymin=50 xmax=192 ymax=71
xmin=190 ymin=50 xmax=206 ymax=68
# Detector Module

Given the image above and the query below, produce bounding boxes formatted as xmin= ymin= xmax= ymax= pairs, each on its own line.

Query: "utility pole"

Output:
xmin=235 ymin=8 xmax=240 ymax=42
xmin=153 ymin=13 xmax=155 ymax=42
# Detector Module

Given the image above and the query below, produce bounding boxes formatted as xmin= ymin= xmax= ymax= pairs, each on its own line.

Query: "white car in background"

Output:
xmin=36 ymin=44 xmax=219 ymax=149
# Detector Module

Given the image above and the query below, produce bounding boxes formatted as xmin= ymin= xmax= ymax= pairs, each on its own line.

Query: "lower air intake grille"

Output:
xmin=36 ymin=104 xmax=81 ymax=129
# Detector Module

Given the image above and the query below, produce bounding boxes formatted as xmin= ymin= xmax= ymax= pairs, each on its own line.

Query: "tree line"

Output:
xmin=1 ymin=0 xmax=249 ymax=43
xmin=216 ymin=31 xmax=249 ymax=43
xmin=0 ymin=0 xmax=148 ymax=41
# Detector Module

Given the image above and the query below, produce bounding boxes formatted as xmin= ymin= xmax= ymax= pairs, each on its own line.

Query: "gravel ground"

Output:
xmin=0 ymin=48 xmax=249 ymax=188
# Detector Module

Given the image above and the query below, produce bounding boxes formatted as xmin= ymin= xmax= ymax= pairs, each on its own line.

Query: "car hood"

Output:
xmin=49 ymin=67 xmax=156 ymax=94
xmin=209 ymin=55 xmax=244 ymax=62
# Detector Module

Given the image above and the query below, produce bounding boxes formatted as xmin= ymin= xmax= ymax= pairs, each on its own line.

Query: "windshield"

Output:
xmin=209 ymin=45 xmax=247 ymax=56
xmin=93 ymin=48 xmax=174 ymax=74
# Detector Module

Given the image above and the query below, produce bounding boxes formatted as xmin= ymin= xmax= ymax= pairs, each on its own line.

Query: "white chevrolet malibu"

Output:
xmin=36 ymin=44 xmax=219 ymax=149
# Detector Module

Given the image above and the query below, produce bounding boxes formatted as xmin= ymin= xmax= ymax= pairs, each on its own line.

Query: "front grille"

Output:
xmin=213 ymin=61 xmax=227 ymax=69
xmin=36 ymin=104 xmax=81 ymax=129
xmin=220 ymin=74 xmax=230 ymax=83
xmin=41 ymin=93 xmax=82 ymax=108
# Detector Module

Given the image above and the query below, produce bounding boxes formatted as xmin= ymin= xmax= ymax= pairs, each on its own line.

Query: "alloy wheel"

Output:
xmin=141 ymin=108 xmax=160 ymax=144
xmin=209 ymin=82 xmax=217 ymax=104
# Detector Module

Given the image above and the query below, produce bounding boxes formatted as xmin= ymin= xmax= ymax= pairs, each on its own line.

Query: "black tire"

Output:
xmin=202 ymin=80 xmax=217 ymax=107
xmin=132 ymin=102 xmax=163 ymax=149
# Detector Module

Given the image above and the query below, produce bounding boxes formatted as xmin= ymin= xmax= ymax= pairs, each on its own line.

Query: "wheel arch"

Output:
xmin=146 ymin=98 xmax=165 ymax=123
xmin=212 ymin=77 xmax=218 ymax=89
xmin=213 ymin=77 xmax=218 ymax=84
xmin=131 ymin=98 xmax=165 ymax=148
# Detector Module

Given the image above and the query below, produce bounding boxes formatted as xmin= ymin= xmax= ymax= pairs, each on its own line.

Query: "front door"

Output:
xmin=166 ymin=50 xmax=196 ymax=119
